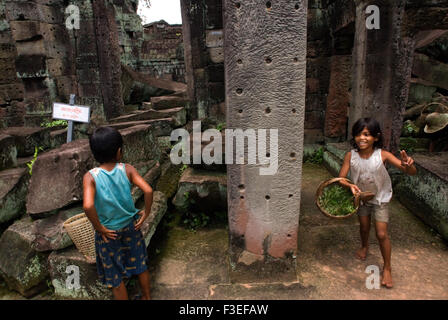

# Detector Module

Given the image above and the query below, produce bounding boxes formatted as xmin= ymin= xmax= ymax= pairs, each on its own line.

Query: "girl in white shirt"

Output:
xmin=339 ymin=118 xmax=417 ymax=289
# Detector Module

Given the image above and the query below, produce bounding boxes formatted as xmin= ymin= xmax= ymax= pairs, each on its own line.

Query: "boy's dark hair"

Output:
xmin=351 ymin=117 xmax=383 ymax=150
xmin=89 ymin=126 xmax=123 ymax=163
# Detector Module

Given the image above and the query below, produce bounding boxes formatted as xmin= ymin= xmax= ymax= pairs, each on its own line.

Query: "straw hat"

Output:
xmin=424 ymin=112 xmax=448 ymax=134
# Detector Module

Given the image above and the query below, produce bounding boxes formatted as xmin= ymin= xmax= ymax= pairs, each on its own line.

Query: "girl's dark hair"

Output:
xmin=351 ymin=118 xmax=383 ymax=150
xmin=89 ymin=126 xmax=123 ymax=163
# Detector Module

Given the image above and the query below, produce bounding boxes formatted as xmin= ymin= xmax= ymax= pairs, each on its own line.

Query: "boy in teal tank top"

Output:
xmin=83 ymin=126 xmax=153 ymax=300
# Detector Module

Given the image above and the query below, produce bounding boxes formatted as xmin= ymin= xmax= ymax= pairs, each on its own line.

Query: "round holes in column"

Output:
xmin=266 ymin=1 xmax=272 ymax=9
xmin=293 ymin=57 xmax=298 ymax=63
xmin=265 ymin=107 xmax=271 ymax=114
xmin=237 ymin=59 xmax=243 ymax=65
xmin=295 ymin=3 xmax=299 ymax=10
xmin=236 ymin=88 xmax=243 ymax=95
xmin=265 ymin=57 xmax=272 ymax=64
xmin=238 ymin=184 xmax=245 ymax=190
xmin=265 ymin=195 xmax=270 ymax=200
xmin=292 ymin=108 xmax=297 ymax=113
xmin=290 ymin=152 xmax=296 ymax=158
xmin=266 ymin=152 xmax=270 ymax=158
xmin=240 ymin=195 xmax=245 ymax=199
xmin=288 ymin=194 xmax=293 ymax=198
xmin=238 ymin=109 xmax=243 ymax=114
xmin=235 ymin=2 xmax=241 ymax=9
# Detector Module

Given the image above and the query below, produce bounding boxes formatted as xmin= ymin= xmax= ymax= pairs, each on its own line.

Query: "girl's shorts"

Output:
xmin=95 ymin=217 xmax=148 ymax=288
xmin=357 ymin=203 xmax=389 ymax=223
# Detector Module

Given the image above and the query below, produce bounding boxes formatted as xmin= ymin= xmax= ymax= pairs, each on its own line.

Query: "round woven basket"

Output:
xmin=63 ymin=213 xmax=96 ymax=262
xmin=315 ymin=177 xmax=360 ymax=219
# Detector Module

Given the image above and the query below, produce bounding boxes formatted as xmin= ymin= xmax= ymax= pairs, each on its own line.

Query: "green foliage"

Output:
xmin=40 ymin=119 xmax=68 ymax=128
xmin=182 ymin=211 xmax=210 ymax=231
xmin=216 ymin=122 xmax=226 ymax=132
xmin=179 ymin=164 xmax=188 ymax=174
xmin=26 ymin=146 xmax=44 ymax=175
xmin=400 ymin=137 xmax=416 ymax=153
xmin=318 ymin=184 xmax=356 ymax=216
xmin=306 ymin=147 xmax=324 ymax=164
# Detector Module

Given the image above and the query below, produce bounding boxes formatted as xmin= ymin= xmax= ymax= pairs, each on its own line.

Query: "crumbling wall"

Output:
xmin=180 ymin=0 xmax=225 ymax=120
xmin=0 ymin=0 xmax=148 ymax=128
xmin=140 ymin=20 xmax=185 ymax=82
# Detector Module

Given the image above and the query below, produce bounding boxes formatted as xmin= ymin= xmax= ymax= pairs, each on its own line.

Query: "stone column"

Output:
xmin=180 ymin=0 xmax=208 ymax=119
xmin=224 ymin=0 xmax=307 ymax=282
xmin=349 ymin=0 xmax=414 ymax=153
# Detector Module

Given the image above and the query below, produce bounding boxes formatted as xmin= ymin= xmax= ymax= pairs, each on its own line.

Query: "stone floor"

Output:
xmin=1 ymin=163 xmax=447 ymax=300
xmin=145 ymin=163 xmax=448 ymax=300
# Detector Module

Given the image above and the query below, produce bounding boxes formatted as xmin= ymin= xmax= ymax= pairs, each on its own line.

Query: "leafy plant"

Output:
xmin=306 ymin=147 xmax=324 ymax=164
xmin=182 ymin=211 xmax=210 ymax=231
xmin=40 ymin=119 xmax=68 ymax=128
xmin=179 ymin=164 xmax=188 ymax=174
xmin=216 ymin=122 xmax=226 ymax=132
xmin=318 ymin=184 xmax=356 ymax=216
xmin=26 ymin=146 xmax=44 ymax=175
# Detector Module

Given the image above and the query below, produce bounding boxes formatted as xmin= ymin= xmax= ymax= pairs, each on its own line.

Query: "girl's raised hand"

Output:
xmin=400 ymin=150 xmax=414 ymax=167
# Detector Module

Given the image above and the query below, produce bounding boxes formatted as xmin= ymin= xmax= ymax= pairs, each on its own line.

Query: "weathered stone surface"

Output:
xmin=324 ymin=55 xmax=351 ymax=139
xmin=412 ymin=53 xmax=448 ymax=90
xmin=224 ymin=0 xmax=306 ymax=280
xmin=27 ymin=124 xmax=160 ymax=216
xmin=0 ymin=216 xmax=49 ymax=297
xmin=131 ymin=161 xmax=161 ymax=202
xmin=48 ymin=191 xmax=167 ymax=300
xmin=109 ymin=107 xmax=186 ymax=127
xmin=0 ymin=134 xmax=17 ymax=170
xmin=150 ymin=95 xmax=189 ymax=110
xmin=0 ymin=126 xmax=51 ymax=157
xmin=407 ymin=82 xmax=437 ymax=106
xmin=172 ymin=167 xmax=227 ymax=214
xmin=26 ymin=139 xmax=93 ymax=217
xmin=0 ymin=167 xmax=28 ymax=224
xmin=393 ymin=152 xmax=448 ymax=241
xmin=32 ymin=206 xmax=84 ymax=252
xmin=108 ymin=119 xmax=175 ymax=137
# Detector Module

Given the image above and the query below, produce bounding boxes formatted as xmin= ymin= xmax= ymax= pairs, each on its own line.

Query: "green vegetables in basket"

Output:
xmin=319 ymin=184 xmax=356 ymax=216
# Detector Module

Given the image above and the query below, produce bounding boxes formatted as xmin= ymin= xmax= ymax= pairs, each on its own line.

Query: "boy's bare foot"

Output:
xmin=355 ymin=247 xmax=368 ymax=260
xmin=381 ymin=268 xmax=393 ymax=289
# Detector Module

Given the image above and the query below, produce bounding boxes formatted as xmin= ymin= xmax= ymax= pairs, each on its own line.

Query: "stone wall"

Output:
xmin=0 ymin=0 xmax=149 ymax=128
xmin=140 ymin=20 xmax=185 ymax=82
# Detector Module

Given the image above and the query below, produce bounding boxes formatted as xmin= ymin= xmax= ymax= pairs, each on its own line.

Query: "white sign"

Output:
xmin=53 ymin=103 xmax=90 ymax=123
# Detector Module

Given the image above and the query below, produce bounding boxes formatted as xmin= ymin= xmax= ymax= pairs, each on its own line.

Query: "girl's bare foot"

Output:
xmin=355 ymin=247 xmax=368 ymax=260
xmin=381 ymin=268 xmax=393 ymax=288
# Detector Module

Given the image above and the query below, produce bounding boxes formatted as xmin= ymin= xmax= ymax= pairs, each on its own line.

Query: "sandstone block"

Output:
xmin=32 ymin=206 xmax=84 ymax=252
xmin=150 ymin=96 xmax=189 ymax=110
xmin=0 ymin=134 xmax=17 ymax=170
xmin=172 ymin=168 xmax=227 ymax=214
xmin=0 ymin=167 xmax=28 ymax=224
xmin=1 ymin=126 xmax=51 ymax=157
xmin=0 ymin=216 xmax=50 ymax=297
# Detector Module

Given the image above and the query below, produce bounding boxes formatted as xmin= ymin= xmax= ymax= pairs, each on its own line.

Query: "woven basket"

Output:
xmin=315 ymin=177 xmax=362 ymax=219
xmin=63 ymin=213 xmax=96 ymax=262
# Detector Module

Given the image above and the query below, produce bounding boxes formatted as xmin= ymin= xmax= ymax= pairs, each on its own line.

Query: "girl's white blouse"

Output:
xmin=349 ymin=148 xmax=393 ymax=205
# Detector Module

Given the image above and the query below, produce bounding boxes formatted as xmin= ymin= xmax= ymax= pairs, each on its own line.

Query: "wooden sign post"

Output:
xmin=52 ymin=94 xmax=91 ymax=143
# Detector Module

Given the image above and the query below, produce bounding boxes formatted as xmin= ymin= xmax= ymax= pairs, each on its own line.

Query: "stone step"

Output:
xmin=107 ymin=118 xmax=175 ymax=137
xmin=0 ymin=134 xmax=17 ymax=170
xmin=0 ymin=216 xmax=50 ymax=298
xmin=48 ymin=191 xmax=167 ymax=300
xmin=0 ymin=127 xmax=51 ymax=157
xmin=0 ymin=167 xmax=29 ymax=225
xmin=109 ymin=107 xmax=186 ymax=127
xmin=150 ymin=96 xmax=190 ymax=110
xmin=172 ymin=167 xmax=227 ymax=214
xmin=26 ymin=124 xmax=160 ymax=217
